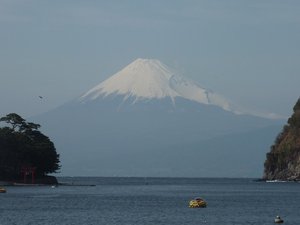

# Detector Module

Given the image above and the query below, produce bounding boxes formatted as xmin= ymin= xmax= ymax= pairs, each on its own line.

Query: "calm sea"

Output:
xmin=0 ymin=177 xmax=299 ymax=225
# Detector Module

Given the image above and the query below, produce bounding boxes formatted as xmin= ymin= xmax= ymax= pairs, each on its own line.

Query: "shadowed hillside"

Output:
xmin=263 ymin=98 xmax=300 ymax=181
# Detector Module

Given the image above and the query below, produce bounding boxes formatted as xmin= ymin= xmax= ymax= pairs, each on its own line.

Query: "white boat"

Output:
xmin=274 ymin=216 xmax=284 ymax=223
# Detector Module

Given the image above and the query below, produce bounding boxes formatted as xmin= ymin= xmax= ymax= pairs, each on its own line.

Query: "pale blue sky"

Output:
xmin=0 ymin=0 xmax=299 ymax=118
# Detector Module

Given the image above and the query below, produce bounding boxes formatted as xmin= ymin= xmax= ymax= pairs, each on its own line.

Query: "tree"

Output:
xmin=288 ymin=98 xmax=300 ymax=129
xmin=0 ymin=113 xmax=60 ymax=180
xmin=293 ymin=98 xmax=300 ymax=112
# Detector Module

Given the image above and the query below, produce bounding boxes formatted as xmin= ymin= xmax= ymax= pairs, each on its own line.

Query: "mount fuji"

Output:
xmin=79 ymin=58 xmax=232 ymax=112
xmin=34 ymin=59 xmax=283 ymax=177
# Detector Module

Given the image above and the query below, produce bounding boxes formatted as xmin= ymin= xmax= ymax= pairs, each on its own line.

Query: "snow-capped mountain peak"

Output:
xmin=80 ymin=58 xmax=232 ymax=111
xmin=80 ymin=58 xmax=179 ymax=101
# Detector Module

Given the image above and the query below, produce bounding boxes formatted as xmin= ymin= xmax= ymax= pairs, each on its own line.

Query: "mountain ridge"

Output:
xmin=79 ymin=58 xmax=233 ymax=113
xmin=32 ymin=58 xmax=285 ymax=177
xmin=34 ymin=94 xmax=283 ymax=177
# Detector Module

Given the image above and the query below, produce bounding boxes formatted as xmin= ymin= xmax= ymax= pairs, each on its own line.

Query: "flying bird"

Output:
xmin=38 ymin=96 xmax=43 ymax=99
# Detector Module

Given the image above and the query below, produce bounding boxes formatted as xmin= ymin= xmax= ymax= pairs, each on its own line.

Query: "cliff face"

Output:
xmin=263 ymin=98 xmax=300 ymax=181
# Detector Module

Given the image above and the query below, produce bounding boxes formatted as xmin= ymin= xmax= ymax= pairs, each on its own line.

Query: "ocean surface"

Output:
xmin=0 ymin=177 xmax=299 ymax=225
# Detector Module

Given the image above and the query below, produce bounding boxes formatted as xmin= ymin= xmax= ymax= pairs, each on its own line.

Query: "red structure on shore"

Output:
xmin=20 ymin=166 xmax=36 ymax=184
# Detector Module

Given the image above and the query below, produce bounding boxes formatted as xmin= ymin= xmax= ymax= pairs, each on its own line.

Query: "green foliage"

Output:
xmin=293 ymin=98 xmax=300 ymax=112
xmin=288 ymin=111 xmax=300 ymax=129
xmin=0 ymin=113 xmax=60 ymax=180
xmin=287 ymin=98 xmax=300 ymax=134
xmin=273 ymin=125 xmax=289 ymax=146
xmin=264 ymin=98 xmax=300 ymax=179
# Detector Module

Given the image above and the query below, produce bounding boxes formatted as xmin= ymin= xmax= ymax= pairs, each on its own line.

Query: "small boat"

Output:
xmin=274 ymin=216 xmax=284 ymax=223
xmin=0 ymin=187 xmax=6 ymax=193
xmin=189 ymin=197 xmax=207 ymax=208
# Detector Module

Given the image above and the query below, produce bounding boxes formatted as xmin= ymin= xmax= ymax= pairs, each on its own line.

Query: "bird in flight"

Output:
xmin=38 ymin=96 xmax=43 ymax=99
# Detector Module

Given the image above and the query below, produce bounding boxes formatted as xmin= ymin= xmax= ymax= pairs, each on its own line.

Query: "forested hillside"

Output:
xmin=263 ymin=98 xmax=300 ymax=181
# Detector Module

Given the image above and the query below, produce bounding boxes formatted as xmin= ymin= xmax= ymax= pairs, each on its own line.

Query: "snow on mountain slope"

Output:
xmin=169 ymin=75 xmax=231 ymax=111
xmin=80 ymin=58 xmax=233 ymax=111
xmin=80 ymin=59 xmax=179 ymax=102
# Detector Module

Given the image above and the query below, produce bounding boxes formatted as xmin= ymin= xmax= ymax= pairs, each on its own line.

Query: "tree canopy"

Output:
xmin=0 ymin=113 xmax=60 ymax=180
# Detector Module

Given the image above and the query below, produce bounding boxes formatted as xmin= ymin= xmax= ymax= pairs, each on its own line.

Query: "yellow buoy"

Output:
xmin=189 ymin=198 xmax=207 ymax=208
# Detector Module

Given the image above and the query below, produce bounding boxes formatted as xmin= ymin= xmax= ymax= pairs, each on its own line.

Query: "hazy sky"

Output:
xmin=1 ymin=0 xmax=299 ymax=118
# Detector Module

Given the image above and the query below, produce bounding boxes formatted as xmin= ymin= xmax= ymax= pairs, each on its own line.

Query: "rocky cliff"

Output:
xmin=263 ymin=98 xmax=300 ymax=181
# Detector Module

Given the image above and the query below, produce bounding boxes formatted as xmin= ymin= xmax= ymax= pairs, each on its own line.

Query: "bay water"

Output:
xmin=0 ymin=177 xmax=299 ymax=225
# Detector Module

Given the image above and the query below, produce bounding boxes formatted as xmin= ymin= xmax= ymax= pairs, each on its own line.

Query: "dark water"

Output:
xmin=0 ymin=177 xmax=299 ymax=225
